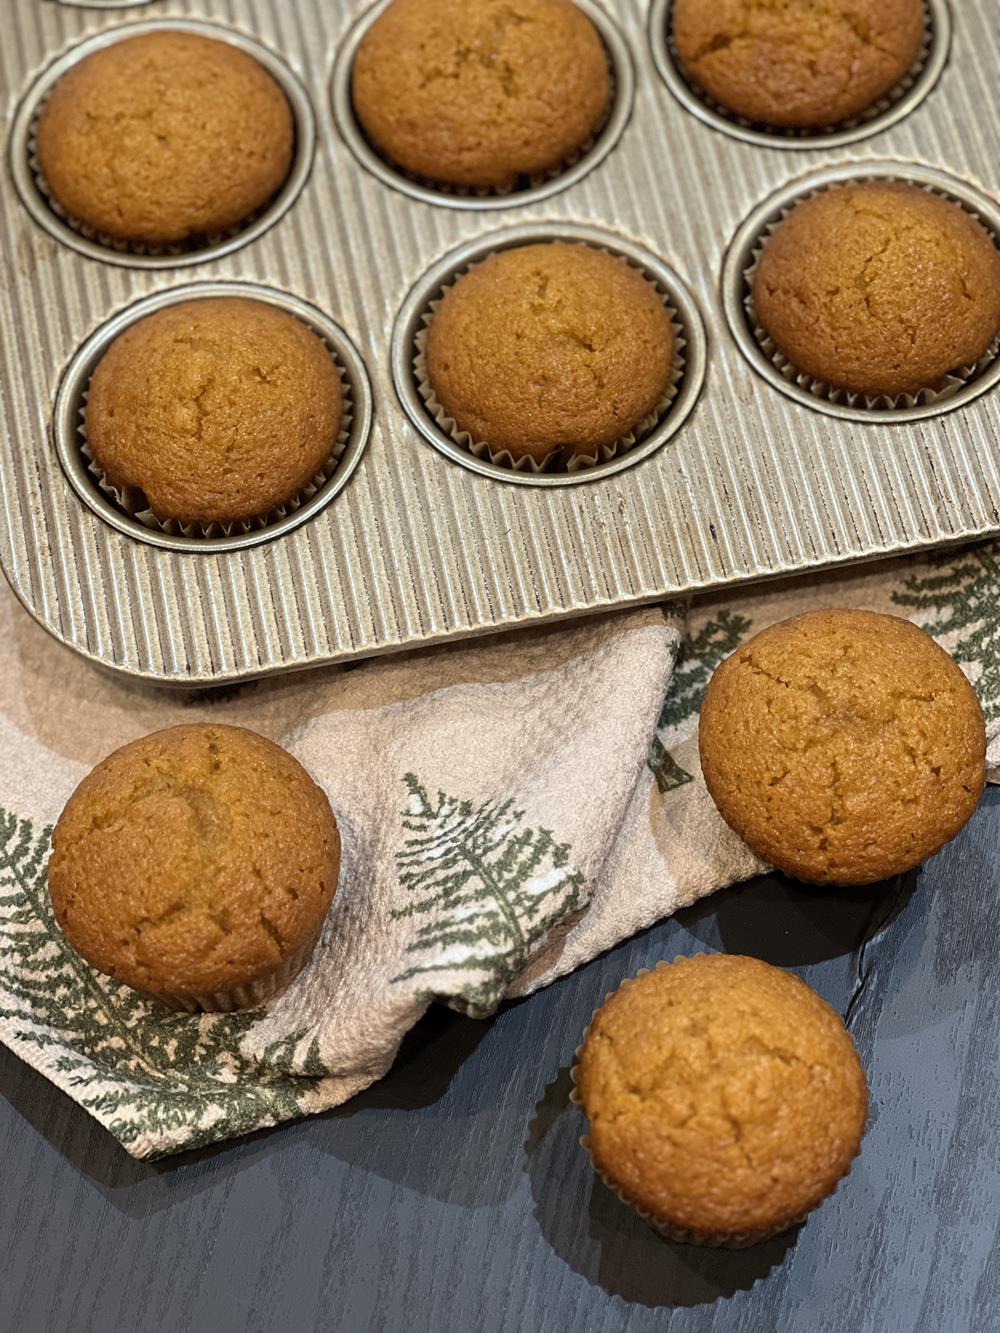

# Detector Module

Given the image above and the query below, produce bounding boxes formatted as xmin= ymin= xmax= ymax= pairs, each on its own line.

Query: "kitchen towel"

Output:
xmin=1 ymin=540 xmax=998 ymax=1158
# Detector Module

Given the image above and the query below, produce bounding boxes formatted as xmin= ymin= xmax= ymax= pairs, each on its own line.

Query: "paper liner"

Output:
xmin=568 ymin=956 xmax=860 ymax=1249
xmin=669 ymin=0 xmax=935 ymax=142
xmin=141 ymin=921 xmax=324 ymax=1014
xmin=78 ymin=335 xmax=352 ymax=539
xmin=744 ymin=179 xmax=1000 ymax=412
xmin=361 ymin=50 xmax=616 ymax=201
xmin=27 ymin=92 xmax=279 ymax=259
xmin=413 ymin=247 xmax=686 ymax=474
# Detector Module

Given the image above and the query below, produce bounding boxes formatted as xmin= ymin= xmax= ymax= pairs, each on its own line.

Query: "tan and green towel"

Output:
xmin=1 ymin=541 xmax=998 ymax=1158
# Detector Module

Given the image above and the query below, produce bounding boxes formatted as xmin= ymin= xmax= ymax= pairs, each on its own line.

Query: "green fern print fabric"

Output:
xmin=0 ymin=542 xmax=998 ymax=1157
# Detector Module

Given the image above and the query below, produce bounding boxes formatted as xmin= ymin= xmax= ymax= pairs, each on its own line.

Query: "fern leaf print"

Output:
xmin=0 ymin=809 xmax=326 ymax=1156
xmin=392 ymin=775 xmax=585 ymax=1017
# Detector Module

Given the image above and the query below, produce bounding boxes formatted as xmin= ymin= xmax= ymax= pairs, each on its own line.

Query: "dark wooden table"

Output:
xmin=2 ymin=790 xmax=997 ymax=1333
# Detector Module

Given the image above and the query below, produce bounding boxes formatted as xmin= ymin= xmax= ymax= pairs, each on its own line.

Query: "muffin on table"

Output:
xmin=699 ymin=609 xmax=986 ymax=885
xmin=48 ymin=724 xmax=341 ymax=1012
xmin=575 ymin=954 xmax=868 ymax=1246
xmin=752 ymin=180 xmax=1000 ymax=399
xmin=36 ymin=31 xmax=294 ymax=247
xmin=85 ymin=296 xmax=343 ymax=529
xmin=424 ymin=241 xmax=674 ymax=466
xmin=351 ymin=0 xmax=610 ymax=191
xmin=672 ymin=0 xmax=925 ymax=130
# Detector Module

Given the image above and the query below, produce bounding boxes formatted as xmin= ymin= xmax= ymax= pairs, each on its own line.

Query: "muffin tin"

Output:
xmin=0 ymin=0 xmax=998 ymax=684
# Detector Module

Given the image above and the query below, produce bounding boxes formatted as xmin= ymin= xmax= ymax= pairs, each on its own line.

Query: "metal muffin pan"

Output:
xmin=0 ymin=0 xmax=998 ymax=684
xmin=649 ymin=0 xmax=951 ymax=152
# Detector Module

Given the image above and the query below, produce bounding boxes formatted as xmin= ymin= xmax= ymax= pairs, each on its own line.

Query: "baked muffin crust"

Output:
xmin=673 ymin=0 xmax=925 ymax=129
xmin=48 ymin=724 xmax=340 ymax=1000
xmin=699 ymin=609 xmax=986 ymax=885
xmin=425 ymin=242 xmax=674 ymax=463
xmin=85 ymin=297 xmax=343 ymax=527
xmin=752 ymin=181 xmax=1000 ymax=398
xmin=577 ymin=955 xmax=868 ymax=1243
xmin=351 ymin=0 xmax=610 ymax=190
xmin=36 ymin=31 xmax=294 ymax=246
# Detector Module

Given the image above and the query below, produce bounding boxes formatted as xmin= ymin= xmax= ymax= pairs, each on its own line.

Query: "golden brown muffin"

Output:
xmin=753 ymin=181 xmax=1000 ymax=398
xmin=48 ymin=724 xmax=340 ymax=1010
xmin=85 ymin=297 xmax=343 ymax=528
xmin=36 ymin=31 xmax=294 ymax=246
xmin=699 ymin=610 xmax=986 ymax=885
xmin=673 ymin=0 xmax=924 ymax=129
xmin=351 ymin=0 xmax=610 ymax=190
xmin=576 ymin=955 xmax=868 ymax=1246
xmin=425 ymin=242 xmax=674 ymax=464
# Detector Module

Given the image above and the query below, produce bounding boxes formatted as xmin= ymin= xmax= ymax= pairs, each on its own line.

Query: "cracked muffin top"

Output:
xmin=672 ymin=0 xmax=924 ymax=129
xmin=576 ymin=955 xmax=868 ymax=1244
xmin=36 ymin=31 xmax=294 ymax=246
xmin=48 ymin=724 xmax=340 ymax=1001
xmin=350 ymin=0 xmax=610 ymax=190
xmin=425 ymin=242 xmax=674 ymax=464
xmin=752 ymin=181 xmax=1000 ymax=398
xmin=699 ymin=609 xmax=986 ymax=885
xmin=85 ymin=297 xmax=343 ymax=528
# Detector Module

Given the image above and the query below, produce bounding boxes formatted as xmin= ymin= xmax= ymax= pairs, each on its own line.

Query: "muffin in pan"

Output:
xmin=35 ymin=31 xmax=294 ymax=248
xmin=84 ymin=296 xmax=344 ymax=530
xmin=48 ymin=724 xmax=341 ymax=1012
xmin=351 ymin=0 xmax=611 ymax=192
xmin=672 ymin=0 xmax=925 ymax=131
xmin=423 ymin=241 xmax=676 ymax=467
xmin=751 ymin=180 xmax=1000 ymax=401
xmin=698 ymin=609 xmax=986 ymax=885
xmin=574 ymin=955 xmax=868 ymax=1247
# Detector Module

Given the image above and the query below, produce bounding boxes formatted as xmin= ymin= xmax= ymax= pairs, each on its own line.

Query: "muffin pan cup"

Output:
xmin=54 ymin=282 xmax=373 ymax=554
xmin=392 ymin=222 xmax=706 ymax=487
xmin=722 ymin=162 xmax=1000 ymax=425
xmin=11 ymin=17 xmax=316 ymax=269
xmin=568 ymin=958 xmax=862 ymax=1249
xmin=330 ymin=0 xmax=635 ymax=211
xmin=649 ymin=0 xmax=950 ymax=152
xmin=1 ymin=0 xmax=999 ymax=684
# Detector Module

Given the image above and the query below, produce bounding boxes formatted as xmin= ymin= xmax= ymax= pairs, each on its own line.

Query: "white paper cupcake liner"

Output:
xmin=413 ymin=246 xmax=686 ymax=474
xmin=744 ymin=178 xmax=1000 ymax=411
xmin=78 ymin=338 xmax=352 ymax=540
xmin=362 ymin=52 xmax=616 ymax=201
xmin=569 ymin=956 xmax=861 ymax=1248
xmin=669 ymin=0 xmax=934 ymax=141
xmin=28 ymin=97 xmax=276 ymax=259
xmin=142 ymin=921 xmax=323 ymax=1014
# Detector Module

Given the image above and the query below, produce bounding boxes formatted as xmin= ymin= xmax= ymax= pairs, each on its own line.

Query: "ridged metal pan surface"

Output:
xmin=0 ymin=0 xmax=998 ymax=684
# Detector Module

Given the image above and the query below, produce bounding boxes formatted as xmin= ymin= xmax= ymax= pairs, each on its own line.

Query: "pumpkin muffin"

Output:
xmin=48 ymin=724 xmax=341 ymax=1011
xmin=351 ymin=0 xmax=610 ymax=190
xmin=699 ymin=610 xmax=986 ymax=885
xmin=752 ymin=181 xmax=1000 ymax=399
xmin=575 ymin=955 xmax=868 ymax=1246
xmin=85 ymin=297 xmax=343 ymax=528
xmin=36 ymin=31 xmax=294 ymax=247
xmin=425 ymin=242 xmax=674 ymax=464
xmin=672 ymin=0 xmax=925 ymax=130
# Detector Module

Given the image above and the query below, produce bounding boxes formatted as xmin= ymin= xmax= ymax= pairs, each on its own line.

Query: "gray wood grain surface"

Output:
xmin=2 ymin=790 xmax=998 ymax=1333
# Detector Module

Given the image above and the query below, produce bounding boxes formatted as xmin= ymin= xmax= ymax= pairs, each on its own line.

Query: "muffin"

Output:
xmin=48 ymin=724 xmax=341 ymax=1012
xmin=699 ymin=610 xmax=986 ymax=885
xmin=752 ymin=181 xmax=1000 ymax=399
xmin=85 ymin=297 xmax=343 ymax=528
xmin=351 ymin=0 xmax=610 ymax=191
xmin=424 ymin=242 xmax=674 ymax=465
xmin=672 ymin=0 xmax=925 ymax=130
xmin=575 ymin=955 xmax=868 ymax=1246
xmin=36 ymin=31 xmax=294 ymax=247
